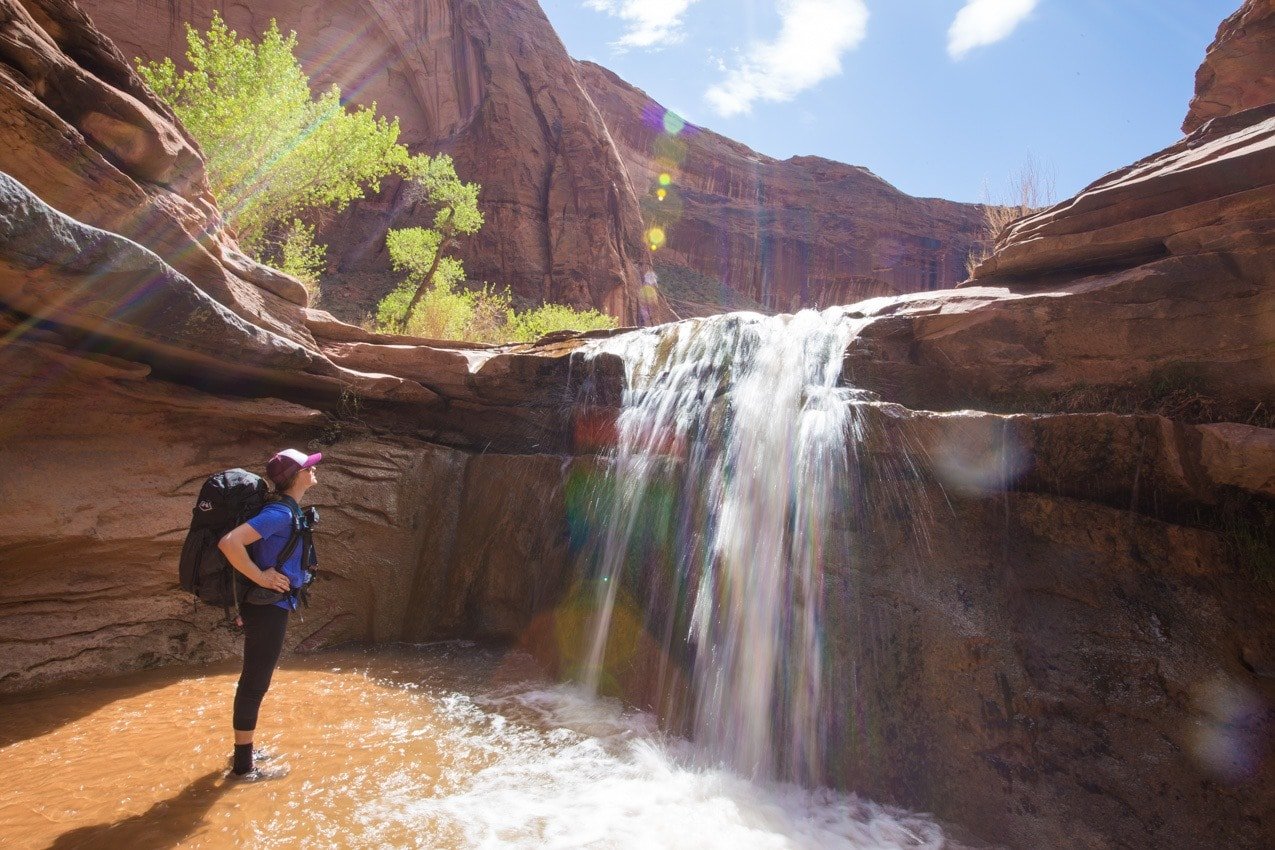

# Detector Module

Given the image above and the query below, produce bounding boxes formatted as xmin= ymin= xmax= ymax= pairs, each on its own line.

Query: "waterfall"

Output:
xmin=578 ymin=308 xmax=869 ymax=784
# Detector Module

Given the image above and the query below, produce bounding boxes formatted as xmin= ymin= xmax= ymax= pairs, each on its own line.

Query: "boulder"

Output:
xmin=0 ymin=169 xmax=432 ymax=405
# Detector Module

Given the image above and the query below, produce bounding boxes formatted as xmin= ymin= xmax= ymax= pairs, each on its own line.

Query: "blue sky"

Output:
xmin=539 ymin=0 xmax=1238 ymax=204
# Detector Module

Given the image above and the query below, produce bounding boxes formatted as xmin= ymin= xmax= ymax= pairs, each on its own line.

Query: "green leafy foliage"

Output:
xmin=377 ymin=170 xmax=610 ymax=342
xmin=375 ymin=280 xmax=507 ymax=342
xmin=403 ymin=154 xmax=484 ymax=238
xmin=504 ymin=303 xmax=617 ymax=342
xmin=378 ymin=156 xmax=484 ymax=331
xmin=266 ymin=219 xmax=327 ymax=297
xmin=385 ymin=226 xmax=461 ymax=289
xmin=137 ymin=13 xmax=408 ymax=250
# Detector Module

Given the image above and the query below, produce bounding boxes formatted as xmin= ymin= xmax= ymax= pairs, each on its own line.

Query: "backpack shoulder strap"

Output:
xmin=270 ymin=498 xmax=303 ymax=570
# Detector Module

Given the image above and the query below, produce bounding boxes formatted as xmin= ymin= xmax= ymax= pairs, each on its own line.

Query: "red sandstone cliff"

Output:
xmin=1184 ymin=0 xmax=1275 ymax=133
xmin=2 ymin=3 xmax=1273 ymax=848
xmin=0 ymin=0 xmax=618 ymax=688
xmin=74 ymin=0 xmax=671 ymax=324
xmin=575 ymin=61 xmax=990 ymax=316
xmin=77 ymin=0 xmax=987 ymax=323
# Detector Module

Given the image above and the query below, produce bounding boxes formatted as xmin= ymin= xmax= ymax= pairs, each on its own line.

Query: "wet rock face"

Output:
xmin=1184 ymin=0 xmax=1275 ymax=134
xmin=75 ymin=0 xmax=670 ymax=324
xmin=576 ymin=61 xmax=989 ymax=315
xmin=819 ymin=11 xmax=1275 ymax=842
xmin=824 ymin=480 xmax=1274 ymax=850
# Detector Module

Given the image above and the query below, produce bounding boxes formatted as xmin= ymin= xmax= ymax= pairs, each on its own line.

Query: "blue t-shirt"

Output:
xmin=247 ymin=501 xmax=303 ymax=611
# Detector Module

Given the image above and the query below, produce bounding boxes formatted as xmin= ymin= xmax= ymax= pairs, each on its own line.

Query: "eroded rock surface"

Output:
xmin=75 ymin=0 xmax=671 ymax=324
xmin=0 ymin=0 xmax=615 ymax=690
xmin=0 ymin=0 xmax=317 ymax=344
xmin=825 ymin=481 xmax=1273 ymax=850
xmin=0 ymin=331 xmax=584 ymax=691
xmin=1184 ymin=0 xmax=1275 ymax=133
xmin=1 ymin=2 xmax=1273 ymax=849
xmin=577 ymin=61 xmax=989 ymax=315
xmin=852 ymin=100 xmax=1275 ymax=415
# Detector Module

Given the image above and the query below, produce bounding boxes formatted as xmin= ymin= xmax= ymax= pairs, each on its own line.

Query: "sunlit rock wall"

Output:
xmin=576 ymin=61 xmax=990 ymax=316
xmin=76 ymin=0 xmax=671 ymax=324
xmin=1183 ymin=0 xmax=1275 ymax=133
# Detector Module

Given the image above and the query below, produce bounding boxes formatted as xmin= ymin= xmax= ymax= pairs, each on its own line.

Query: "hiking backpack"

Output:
xmin=179 ymin=468 xmax=270 ymax=607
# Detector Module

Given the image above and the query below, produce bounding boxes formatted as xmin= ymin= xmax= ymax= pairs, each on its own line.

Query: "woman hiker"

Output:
xmin=217 ymin=448 xmax=322 ymax=779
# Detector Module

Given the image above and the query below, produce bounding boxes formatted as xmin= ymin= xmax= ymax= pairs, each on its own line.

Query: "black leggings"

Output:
xmin=233 ymin=603 xmax=289 ymax=733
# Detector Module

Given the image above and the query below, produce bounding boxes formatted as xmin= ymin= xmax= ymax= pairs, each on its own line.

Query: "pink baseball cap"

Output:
xmin=266 ymin=448 xmax=322 ymax=485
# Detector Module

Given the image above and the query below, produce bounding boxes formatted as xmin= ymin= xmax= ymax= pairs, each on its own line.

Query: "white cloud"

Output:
xmin=585 ymin=0 xmax=703 ymax=49
xmin=704 ymin=0 xmax=869 ymax=118
xmin=947 ymin=0 xmax=1039 ymax=60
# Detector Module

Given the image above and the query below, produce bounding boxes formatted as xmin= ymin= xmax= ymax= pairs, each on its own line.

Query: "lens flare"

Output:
xmin=931 ymin=416 xmax=1028 ymax=496
xmin=647 ymin=226 xmax=666 ymax=250
xmin=662 ymin=110 xmax=686 ymax=135
xmin=654 ymin=136 xmax=688 ymax=169
xmin=1190 ymin=677 xmax=1266 ymax=782
xmin=658 ymin=173 xmax=672 ymax=187
xmin=657 ymin=188 xmax=667 ymax=201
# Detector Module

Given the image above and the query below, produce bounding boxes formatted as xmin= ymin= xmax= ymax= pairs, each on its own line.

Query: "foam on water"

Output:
xmin=0 ymin=647 xmax=948 ymax=848
xmin=367 ymin=680 xmax=944 ymax=849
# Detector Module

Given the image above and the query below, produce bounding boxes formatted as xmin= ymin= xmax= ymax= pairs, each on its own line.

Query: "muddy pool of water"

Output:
xmin=0 ymin=643 xmax=950 ymax=849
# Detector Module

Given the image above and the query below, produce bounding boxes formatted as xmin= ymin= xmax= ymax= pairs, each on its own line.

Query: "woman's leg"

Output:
xmin=232 ymin=604 xmax=289 ymax=772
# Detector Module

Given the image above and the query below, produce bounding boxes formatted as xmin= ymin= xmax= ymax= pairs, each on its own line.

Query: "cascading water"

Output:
xmin=1 ymin=307 xmax=951 ymax=849
xmin=579 ymin=307 xmax=870 ymax=784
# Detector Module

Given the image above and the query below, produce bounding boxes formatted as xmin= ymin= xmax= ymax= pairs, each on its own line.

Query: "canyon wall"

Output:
xmin=0 ymin=0 xmax=613 ymax=691
xmin=76 ymin=0 xmax=988 ymax=323
xmin=576 ymin=61 xmax=990 ymax=316
xmin=1 ymin=2 xmax=1272 ymax=848
xmin=817 ymin=11 xmax=1275 ymax=845
xmin=1184 ymin=0 xmax=1275 ymax=133
xmin=74 ymin=0 xmax=669 ymax=324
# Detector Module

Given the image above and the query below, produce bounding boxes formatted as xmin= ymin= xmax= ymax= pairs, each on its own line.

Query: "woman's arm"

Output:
xmin=218 ymin=523 xmax=291 ymax=592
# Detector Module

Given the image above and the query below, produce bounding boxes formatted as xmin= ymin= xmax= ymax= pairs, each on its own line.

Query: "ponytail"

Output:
xmin=269 ymin=470 xmax=300 ymax=500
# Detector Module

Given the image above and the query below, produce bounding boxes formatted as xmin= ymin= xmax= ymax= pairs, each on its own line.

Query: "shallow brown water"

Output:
xmin=0 ymin=644 xmax=947 ymax=850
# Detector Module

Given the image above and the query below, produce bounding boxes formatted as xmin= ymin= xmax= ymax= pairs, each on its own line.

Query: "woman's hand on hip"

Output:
xmin=257 ymin=568 xmax=291 ymax=592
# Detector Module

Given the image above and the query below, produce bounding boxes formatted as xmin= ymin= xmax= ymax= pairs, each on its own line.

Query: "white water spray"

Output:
xmin=580 ymin=308 xmax=868 ymax=782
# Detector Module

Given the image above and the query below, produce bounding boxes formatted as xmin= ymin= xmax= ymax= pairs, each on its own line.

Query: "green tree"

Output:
xmin=140 ymin=13 xmax=614 ymax=343
xmin=386 ymin=155 xmax=484 ymax=330
xmin=137 ymin=13 xmax=409 ymax=251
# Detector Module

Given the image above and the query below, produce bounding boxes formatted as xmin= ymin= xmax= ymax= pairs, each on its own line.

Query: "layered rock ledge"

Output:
xmin=0 ymin=2 xmax=1272 ymax=849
